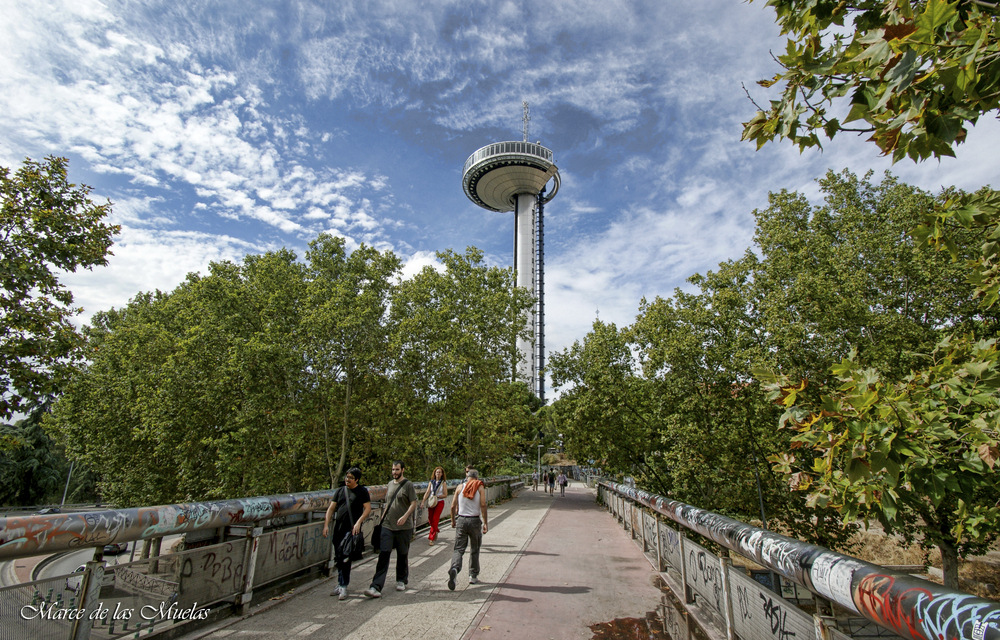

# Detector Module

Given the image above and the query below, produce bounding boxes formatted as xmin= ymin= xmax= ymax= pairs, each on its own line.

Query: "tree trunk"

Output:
xmin=333 ymin=372 xmax=351 ymax=483
xmin=939 ymin=539 xmax=959 ymax=589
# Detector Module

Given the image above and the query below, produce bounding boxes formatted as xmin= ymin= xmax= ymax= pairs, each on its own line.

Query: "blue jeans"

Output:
xmin=450 ymin=516 xmax=482 ymax=578
xmin=370 ymin=528 xmax=411 ymax=591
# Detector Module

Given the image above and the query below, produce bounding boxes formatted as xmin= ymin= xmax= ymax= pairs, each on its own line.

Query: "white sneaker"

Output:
xmin=469 ymin=576 xmax=479 ymax=585
xmin=396 ymin=581 xmax=406 ymax=592
xmin=363 ymin=586 xmax=381 ymax=598
xmin=338 ymin=586 xmax=347 ymax=600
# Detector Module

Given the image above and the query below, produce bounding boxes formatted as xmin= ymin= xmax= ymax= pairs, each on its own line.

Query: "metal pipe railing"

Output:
xmin=0 ymin=477 xmax=516 ymax=561
xmin=600 ymin=480 xmax=1000 ymax=640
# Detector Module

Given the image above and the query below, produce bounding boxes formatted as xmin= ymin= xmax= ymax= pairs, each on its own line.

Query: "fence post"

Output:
xmin=236 ymin=526 xmax=263 ymax=615
xmin=720 ymin=556 xmax=736 ymax=640
xmin=639 ymin=509 xmax=648 ymax=551
xmin=814 ymin=614 xmax=834 ymax=640
xmin=655 ymin=516 xmax=665 ymax=571
xmin=70 ymin=555 xmax=105 ymax=640
xmin=679 ymin=533 xmax=693 ymax=604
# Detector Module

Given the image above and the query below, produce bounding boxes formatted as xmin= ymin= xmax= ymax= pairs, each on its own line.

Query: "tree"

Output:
xmin=302 ymin=234 xmax=400 ymax=486
xmin=766 ymin=338 xmax=1000 ymax=588
xmin=744 ymin=0 xmax=1000 ymax=303
xmin=0 ymin=156 xmax=118 ymax=420
xmin=0 ymin=405 xmax=66 ymax=506
xmin=386 ymin=248 xmax=535 ymax=471
xmin=549 ymin=320 xmax=659 ymax=487
xmin=743 ymin=0 xmax=1000 ymax=163
xmin=743 ymin=1 xmax=1000 ymax=587
xmin=47 ymin=251 xmax=317 ymax=505
xmin=751 ymin=169 xmax=984 ymax=381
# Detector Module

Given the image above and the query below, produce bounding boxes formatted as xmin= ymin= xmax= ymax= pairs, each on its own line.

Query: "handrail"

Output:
xmin=0 ymin=476 xmax=515 ymax=561
xmin=601 ymin=480 xmax=1000 ymax=640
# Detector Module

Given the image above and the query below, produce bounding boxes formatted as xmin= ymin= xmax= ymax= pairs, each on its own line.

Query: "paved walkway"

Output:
xmin=178 ymin=482 xmax=663 ymax=640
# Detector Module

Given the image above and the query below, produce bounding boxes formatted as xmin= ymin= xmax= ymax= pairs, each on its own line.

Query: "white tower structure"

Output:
xmin=461 ymin=103 xmax=560 ymax=400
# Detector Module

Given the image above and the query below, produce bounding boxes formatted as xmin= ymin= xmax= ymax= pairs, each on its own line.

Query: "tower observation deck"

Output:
xmin=462 ymin=137 xmax=560 ymax=401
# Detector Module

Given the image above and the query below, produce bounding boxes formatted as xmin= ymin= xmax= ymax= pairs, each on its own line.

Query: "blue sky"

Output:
xmin=3 ymin=0 xmax=998 ymax=388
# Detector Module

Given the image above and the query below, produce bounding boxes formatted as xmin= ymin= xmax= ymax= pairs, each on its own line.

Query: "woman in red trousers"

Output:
xmin=421 ymin=466 xmax=448 ymax=544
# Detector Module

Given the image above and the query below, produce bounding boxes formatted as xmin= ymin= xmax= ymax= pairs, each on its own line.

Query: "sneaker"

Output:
xmin=447 ymin=568 xmax=457 ymax=591
xmin=338 ymin=586 xmax=348 ymax=601
xmin=469 ymin=576 xmax=479 ymax=585
xmin=396 ymin=581 xmax=406 ymax=592
xmin=363 ymin=586 xmax=381 ymax=599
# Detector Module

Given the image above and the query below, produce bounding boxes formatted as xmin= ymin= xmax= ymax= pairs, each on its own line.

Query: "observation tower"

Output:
xmin=461 ymin=103 xmax=560 ymax=401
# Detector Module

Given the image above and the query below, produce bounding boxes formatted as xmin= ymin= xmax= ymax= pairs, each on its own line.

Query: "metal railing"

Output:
xmin=0 ymin=477 xmax=520 ymax=640
xmin=599 ymin=481 xmax=1000 ymax=640
xmin=462 ymin=141 xmax=554 ymax=176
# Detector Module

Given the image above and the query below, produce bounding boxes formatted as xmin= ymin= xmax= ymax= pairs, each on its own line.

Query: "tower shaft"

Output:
xmin=513 ymin=192 xmax=537 ymax=385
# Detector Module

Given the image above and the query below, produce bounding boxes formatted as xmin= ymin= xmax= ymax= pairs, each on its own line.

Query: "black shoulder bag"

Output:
xmin=337 ymin=487 xmax=366 ymax=561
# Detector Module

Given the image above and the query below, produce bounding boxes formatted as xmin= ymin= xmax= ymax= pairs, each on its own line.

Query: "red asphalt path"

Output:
xmin=465 ymin=483 xmax=664 ymax=640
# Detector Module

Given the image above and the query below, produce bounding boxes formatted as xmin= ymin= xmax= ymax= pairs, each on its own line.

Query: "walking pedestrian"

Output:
xmin=547 ymin=470 xmax=556 ymax=494
xmin=447 ymin=468 xmax=488 ymax=590
xmin=557 ymin=470 xmax=568 ymax=497
xmin=531 ymin=470 xmax=539 ymax=491
xmin=364 ymin=461 xmax=417 ymax=598
xmin=421 ymin=466 xmax=448 ymax=545
xmin=322 ymin=467 xmax=372 ymax=600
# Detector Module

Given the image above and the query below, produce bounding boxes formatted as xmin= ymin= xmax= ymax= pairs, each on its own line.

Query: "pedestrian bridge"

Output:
xmin=1 ymin=479 xmax=998 ymax=640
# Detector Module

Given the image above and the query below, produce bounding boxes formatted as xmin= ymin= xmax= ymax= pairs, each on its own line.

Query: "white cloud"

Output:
xmin=62 ymin=225 xmax=270 ymax=324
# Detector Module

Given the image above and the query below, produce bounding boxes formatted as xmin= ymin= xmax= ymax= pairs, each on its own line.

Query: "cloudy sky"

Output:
xmin=3 ymin=0 xmax=997 ymax=390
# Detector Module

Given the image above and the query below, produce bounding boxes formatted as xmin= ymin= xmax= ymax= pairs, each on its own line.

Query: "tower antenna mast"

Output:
xmin=522 ymin=101 xmax=530 ymax=143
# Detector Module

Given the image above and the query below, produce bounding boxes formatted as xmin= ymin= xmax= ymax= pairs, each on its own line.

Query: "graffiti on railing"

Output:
xmin=601 ymin=481 xmax=1000 ymax=640
xmin=260 ymin=526 xmax=326 ymax=567
xmin=735 ymin=583 xmax=754 ymax=622
xmin=760 ymin=592 xmax=797 ymax=640
xmin=178 ymin=544 xmax=246 ymax=595
xmin=855 ymin=572 xmax=1000 ymax=640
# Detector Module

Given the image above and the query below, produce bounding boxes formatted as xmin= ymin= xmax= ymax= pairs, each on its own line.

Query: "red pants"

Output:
xmin=427 ymin=501 xmax=445 ymax=541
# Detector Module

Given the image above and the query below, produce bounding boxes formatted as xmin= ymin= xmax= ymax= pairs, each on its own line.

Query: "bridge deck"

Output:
xmin=177 ymin=482 xmax=664 ymax=640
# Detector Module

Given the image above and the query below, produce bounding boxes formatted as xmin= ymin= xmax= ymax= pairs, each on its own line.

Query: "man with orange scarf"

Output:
xmin=447 ymin=468 xmax=488 ymax=589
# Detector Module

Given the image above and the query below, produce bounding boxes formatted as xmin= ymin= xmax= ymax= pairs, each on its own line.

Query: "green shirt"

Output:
xmin=383 ymin=478 xmax=417 ymax=531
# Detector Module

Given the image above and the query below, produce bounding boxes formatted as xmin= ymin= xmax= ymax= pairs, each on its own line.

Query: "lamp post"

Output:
xmin=537 ymin=444 xmax=543 ymax=477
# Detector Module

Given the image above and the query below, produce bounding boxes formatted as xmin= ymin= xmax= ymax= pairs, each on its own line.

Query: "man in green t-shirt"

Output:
xmin=364 ymin=460 xmax=418 ymax=597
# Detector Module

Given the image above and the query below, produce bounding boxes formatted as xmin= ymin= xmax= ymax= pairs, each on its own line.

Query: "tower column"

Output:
xmin=514 ymin=192 xmax=537 ymax=384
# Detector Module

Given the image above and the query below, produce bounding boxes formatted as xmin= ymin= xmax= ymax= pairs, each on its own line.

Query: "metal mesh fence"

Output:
xmin=1 ymin=573 xmax=83 ymax=640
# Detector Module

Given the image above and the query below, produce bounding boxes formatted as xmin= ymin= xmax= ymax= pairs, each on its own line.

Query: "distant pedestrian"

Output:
xmin=557 ymin=471 xmax=568 ymax=497
xmin=547 ymin=470 xmax=556 ymax=494
xmin=322 ymin=467 xmax=371 ymax=600
xmin=421 ymin=466 xmax=448 ymax=545
xmin=531 ymin=470 xmax=539 ymax=491
xmin=364 ymin=461 xmax=417 ymax=598
xmin=447 ymin=468 xmax=488 ymax=590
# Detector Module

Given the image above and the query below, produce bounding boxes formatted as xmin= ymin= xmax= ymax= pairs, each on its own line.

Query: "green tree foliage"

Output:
xmin=0 ymin=156 xmax=118 ymax=420
xmin=551 ymin=170 xmax=980 ymax=549
xmin=766 ymin=337 xmax=1000 ymax=586
xmin=46 ymin=240 xmax=536 ymax=504
xmin=0 ymin=406 xmax=66 ymax=506
xmin=385 ymin=248 xmax=536 ymax=474
xmin=744 ymin=1 xmax=1000 ymax=587
xmin=302 ymin=235 xmax=401 ymax=485
xmin=48 ymin=251 xmax=314 ymax=505
xmin=753 ymin=169 xmax=983 ymax=380
xmin=743 ymin=0 xmax=1000 ymax=162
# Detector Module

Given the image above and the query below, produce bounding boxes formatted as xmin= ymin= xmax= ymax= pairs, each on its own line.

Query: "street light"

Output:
xmin=537 ymin=443 xmax=543 ymax=476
